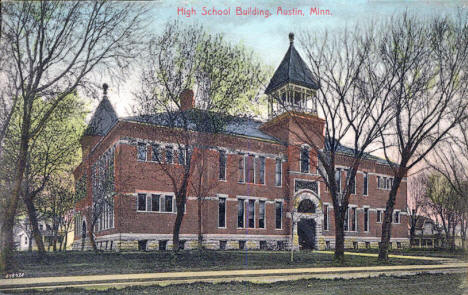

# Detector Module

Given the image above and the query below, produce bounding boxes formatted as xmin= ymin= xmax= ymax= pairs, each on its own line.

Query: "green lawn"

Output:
xmin=11 ymin=250 xmax=441 ymax=278
xmin=12 ymin=273 xmax=467 ymax=295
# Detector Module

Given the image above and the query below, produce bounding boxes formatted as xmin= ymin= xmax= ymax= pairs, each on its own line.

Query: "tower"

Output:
xmin=265 ymin=33 xmax=319 ymax=119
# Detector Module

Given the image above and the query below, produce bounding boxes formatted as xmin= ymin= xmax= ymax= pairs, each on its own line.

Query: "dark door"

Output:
xmin=298 ymin=219 xmax=316 ymax=250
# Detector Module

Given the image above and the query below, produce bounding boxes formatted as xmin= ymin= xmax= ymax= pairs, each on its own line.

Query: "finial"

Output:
xmin=289 ymin=32 xmax=294 ymax=44
xmin=103 ymin=83 xmax=108 ymax=96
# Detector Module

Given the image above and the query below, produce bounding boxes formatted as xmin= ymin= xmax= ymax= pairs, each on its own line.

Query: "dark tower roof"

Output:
xmin=265 ymin=33 xmax=319 ymax=94
xmin=84 ymin=85 xmax=118 ymax=136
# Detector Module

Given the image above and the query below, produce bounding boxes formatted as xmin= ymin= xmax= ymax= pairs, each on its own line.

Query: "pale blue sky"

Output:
xmin=108 ymin=0 xmax=467 ymax=115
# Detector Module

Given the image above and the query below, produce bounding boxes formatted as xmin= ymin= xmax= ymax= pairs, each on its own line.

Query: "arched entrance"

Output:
xmin=292 ymin=190 xmax=323 ymax=251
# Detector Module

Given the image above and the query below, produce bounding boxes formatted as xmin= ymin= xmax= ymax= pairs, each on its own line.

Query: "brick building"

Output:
xmin=73 ymin=34 xmax=409 ymax=251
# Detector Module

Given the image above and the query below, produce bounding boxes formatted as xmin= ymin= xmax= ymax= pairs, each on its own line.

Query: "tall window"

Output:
xmin=151 ymin=194 xmax=160 ymax=212
xmin=246 ymin=155 xmax=255 ymax=183
xmin=259 ymin=201 xmax=265 ymax=228
xmin=218 ymin=197 xmax=226 ymax=228
xmin=335 ymin=169 xmax=342 ymax=192
xmin=258 ymin=156 xmax=265 ymax=184
xmin=248 ymin=200 xmax=255 ymax=228
xmin=363 ymin=172 xmax=368 ymax=195
xmin=364 ymin=208 xmax=369 ymax=231
xmin=351 ymin=207 xmax=357 ymax=231
xmin=166 ymin=146 xmax=173 ymax=163
xmin=300 ymin=146 xmax=310 ymax=173
xmin=344 ymin=208 xmax=349 ymax=231
xmin=237 ymin=199 xmax=245 ymax=228
xmin=376 ymin=210 xmax=382 ymax=223
xmin=394 ymin=211 xmax=400 ymax=224
xmin=137 ymin=193 xmax=146 ymax=211
xmin=275 ymin=201 xmax=282 ymax=229
xmin=219 ymin=150 xmax=226 ymax=180
xmin=165 ymin=195 xmax=173 ymax=212
xmin=238 ymin=154 xmax=245 ymax=183
xmin=275 ymin=158 xmax=282 ymax=186
xmin=178 ymin=148 xmax=185 ymax=165
xmin=152 ymin=144 xmax=160 ymax=162
xmin=137 ymin=143 xmax=146 ymax=161
xmin=323 ymin=204 xmax=329 ymax=231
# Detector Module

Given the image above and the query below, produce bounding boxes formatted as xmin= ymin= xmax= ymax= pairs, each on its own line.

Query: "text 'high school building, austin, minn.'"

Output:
xmin=72 ymin=34 xmax=409 ymax=251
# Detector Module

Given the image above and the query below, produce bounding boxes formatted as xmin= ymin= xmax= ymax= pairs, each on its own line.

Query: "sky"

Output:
xmin=102 ymin=0 xmax=468 ymax=116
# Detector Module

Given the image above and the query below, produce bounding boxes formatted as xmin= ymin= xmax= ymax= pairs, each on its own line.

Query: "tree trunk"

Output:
xmin=28 ymin=234 xmax=32 ymax=252
xmin=63 ymin=230 xmax=68 ymax=252
xmin=409 ymin=225 xmax=416 ymax=248
xmin=378 ymin=175 xmax=403 ymax=262
xmin=88 ymin=226 xmax=98 ymax=252
xmin=0 ymin=112 xmax=30 ymax=273
xmin=334 ymin=208 xmax=345 ymax=263
xmin=173 ymin=189 xmax=187 ymax=253
xmin=24 ymin=194 xmax=46 ymax=255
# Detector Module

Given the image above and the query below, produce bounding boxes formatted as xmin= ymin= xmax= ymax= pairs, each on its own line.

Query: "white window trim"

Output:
xmin=238 ymin=154 xmax=245 ymax=183
xmin=363 ymin=172 xmax=369 ymax=196
xmin=136 ymin=192 xmax=176 ymax=214
xmin=393 ymin=210 xmax=401 ymax=224
xmin=363 ymin=206 xmax=370 ymax=232
xmin=275 ymin=158 xmax=282 ymax=187
xmin=275 ymin=200 xmax=283 ymax=230
xmin=237 ymin=198 xmax=245 ymax=229
xmin=323 ymin=203 xmax=329 ymax=231
xmin=247 ymin=199 xmax=256 ymax=229
xmin=218 ymin=150 xmax=227 ymax=182
xmin=258 ymin=156 xmax=266 ymax=185
xmin=258 ymin=200 xmax=266 ymax=229
xmin=218 ymin=196 xmax=227 ymax=229
xmin=376 ymin=209 xmax=383 ymax=223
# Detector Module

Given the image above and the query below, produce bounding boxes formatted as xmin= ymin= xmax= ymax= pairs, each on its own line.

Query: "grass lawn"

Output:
xmin=11 ymin=273 xmax=467 ymax=295
xmin=11 ymin=250 xmax=441 ymax=278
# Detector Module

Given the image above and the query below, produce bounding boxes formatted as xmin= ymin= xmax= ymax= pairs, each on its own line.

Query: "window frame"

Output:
xmin=137 ymin=193 xmax=147 ymax=211
xmin=237 ymin=199 xmax=245 ymax=228
xmin=247 ymin=199 xmax=255 ymax=228
xmin=275 ymin=201 xmax=283 ymax=229
xmin=275 ymin=158 xmax=282 ymax=187
xmin=258 ymin=200 xmax=266 ymax=229
xmin=393 ymin=210 xmax=400 ymax=224
xmin=218 ymin=197 xmax=226 ymax=228
xmin=363 ymin=172 xmax=368 ymax=196
xmin=364 ymin=207 xmax=370 ymax=232
xmin=238 ymin=154 xmax=245 ymax=183
xmin=137 ymin=143 xmax=147 ymax=161
xmin=219 ymin=150 xmax=226 ymax=181
xmin=165 ymin=146 xmax=173 ymax=164
xmin=300 ymin=146 xmax=310 ymax=173
xmin=323 ymin=204 xmax=329 ymax=231
xmin=258 ymin=156 xmax=265 ymax=185
xmin=376 ymin=210 xmax=382 ymax=223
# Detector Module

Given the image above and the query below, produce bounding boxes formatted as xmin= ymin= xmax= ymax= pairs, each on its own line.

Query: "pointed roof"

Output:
xmin=265 ymin=34 xmax=319 ymax=94
xmin=84 ymin=96 xmax=118 ymax=136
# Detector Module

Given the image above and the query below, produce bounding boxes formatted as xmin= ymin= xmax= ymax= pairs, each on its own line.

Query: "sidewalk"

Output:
xmin=0 ymin=254 xmax=466 ymax=292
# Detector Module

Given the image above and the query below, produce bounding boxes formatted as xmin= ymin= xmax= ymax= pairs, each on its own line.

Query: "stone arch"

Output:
xmin=298 ymin=199 xmax=316 ymax=213
xmin=294 ymin=190 xmax=321 ymax=214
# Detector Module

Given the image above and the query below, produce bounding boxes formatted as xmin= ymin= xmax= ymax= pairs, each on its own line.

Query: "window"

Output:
xmin=335 ymin=169 xmax=342 ymax=192
xmin=275 ymin=159 xmax=282 ymax=186
xmin=138 ymin=240 xmax=147 ymax=251
xmin=259 ymin=201 xmax=265 ymax=228
xmin=260 ymin=241 xmax=267 ymax=250
xmin=275 ymin=201 xmax=282 ymax=229
xmin=394 ymin=211 xmax=400 ymax=224
xmin=137 ymin=143 xmax=147 ymax=161
xmin=219 ymin=150 xmax=226 ymax=180
xmin=152 ymin=144 xmax=160 ymax=162
xmin=323 ymin=204 xmax=329 ymax=231
xmin=166 ymin=146 xmax=173 ymax=163
xmin=363 ymin=172 xmax=368 ymax=195
xmin=246 ymin=155 xmax=255 ymax=183
xmin=238 ymin=199 xmax=245 ymax=228
xmin=138 ymin=193 xmax=146 ymax=211
xmin=220 ymin=240 xmax=227 ymax=250
xmin=351 ymin=207 xmax=357 ymax=231
xmin=238 ymin=154 xmax=245 ymax=183
xmin=364 ymin=208 xmax=369 ymax=232
xmin=164 ymin=195 xmax=173 ymax=212
xmin=159 ymin=240 xmax=167 ymax=250
xmin=377 ymin=210 xmax=382 ymax=223
xmin=178 ymin=148 xmax=185 ymax=165
xmin=218 ymin=197 xmax=226 ymax=228
xmin=365 ymin=242 xmax=370 ymax=249
xmin=151 ymin=194 xmax=160 ymax=212
xmin=346 ymin=170 xmax=356 ymax=194
xmin=344 ymin=208 xmax=349 ymax=231
xmin=239 ymin=240 xmax=246 ymax=250
xmin=300 ymin=146 xmax=310 ymax=173
xmin=248 ymin=200 xmax=255 ymax=228
xmin=258 ymin=156 xmax=265 ymax=184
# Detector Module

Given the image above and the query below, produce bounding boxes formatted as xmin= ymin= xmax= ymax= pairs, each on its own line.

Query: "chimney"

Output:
xmin=180 ymin=89 xmax=195 ymax=111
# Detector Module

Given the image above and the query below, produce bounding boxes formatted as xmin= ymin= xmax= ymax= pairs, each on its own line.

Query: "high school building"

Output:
xmin=73 ymin=34 xmax=408 ymax=251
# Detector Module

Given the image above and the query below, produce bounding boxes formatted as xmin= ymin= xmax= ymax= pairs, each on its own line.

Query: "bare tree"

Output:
xmin=376 ymin=12 xmax=468 ymax=261
xmin=407 ymin=173 xmax=428 ymax=247
xmin=133 ymin=22 xmax=266 ymax=252
xmin=268 ymin=25 xmax=395 ymax=262
xmin=0 ymin=0 xmax=147 ymax=272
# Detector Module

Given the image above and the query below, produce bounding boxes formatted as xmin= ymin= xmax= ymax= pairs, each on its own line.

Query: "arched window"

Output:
xmin=298 ymin=199 xmax=316 ymax=213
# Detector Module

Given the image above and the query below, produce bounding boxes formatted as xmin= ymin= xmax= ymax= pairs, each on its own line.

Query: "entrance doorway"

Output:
xmin=298 ymin=219 xmax=316 ymax=250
